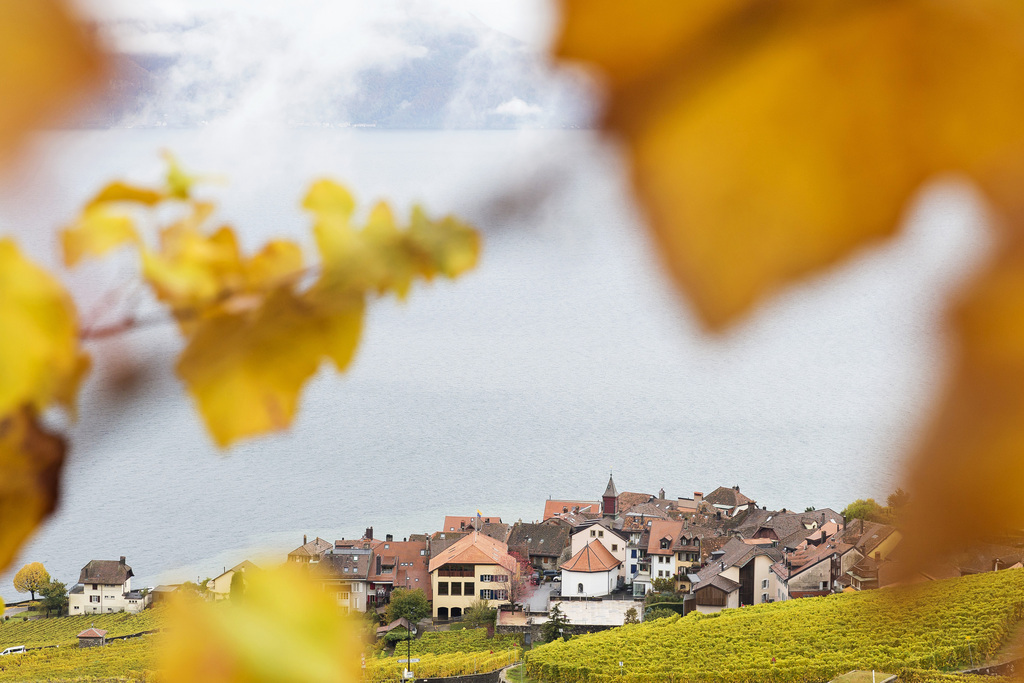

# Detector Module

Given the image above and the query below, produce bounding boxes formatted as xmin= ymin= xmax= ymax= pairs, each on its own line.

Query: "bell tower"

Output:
xmin=602 ymin=472 xmax=618 ymax=517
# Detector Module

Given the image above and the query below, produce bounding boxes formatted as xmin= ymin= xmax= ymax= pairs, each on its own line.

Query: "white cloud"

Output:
xmin=491 ymin=98 xmax=543 ymax=117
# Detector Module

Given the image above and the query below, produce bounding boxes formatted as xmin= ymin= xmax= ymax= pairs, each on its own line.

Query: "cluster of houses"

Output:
xmin=63 ymin=475 xmax=1024 ymax=630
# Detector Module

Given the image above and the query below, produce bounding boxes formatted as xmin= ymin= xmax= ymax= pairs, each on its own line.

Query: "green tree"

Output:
xmin=229 ymin=571 xmax=246 ymax=601
xmin=651 ymin=577 xmax=676 ymax=593
xmin=841 ymin=499 xmax=893 ymax=524
xmin=804 ymin=506 xmax=816 ymax=512
xmin=464 ymin=600 xmax=497 ymax=629
xmin=623 ymin=607 xmax=640 ymax=624
xmin=384 ymin=588 xmax=430 ymax=624
xmin=38 ymin=579 xmax=67 ymax=616
xmin=13 ymin=562 xmax=49 ymax=601
xmin=887 ymin=488 xmax=911 ymax=510
xmin=540 ymin=603 xmax=570 ymax=642
xmin=647 ymin=606 xmax=679 ymax=620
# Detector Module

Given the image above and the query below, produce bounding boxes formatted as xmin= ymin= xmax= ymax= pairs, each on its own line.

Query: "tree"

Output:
xmin=804 ymin=506 xmax=816 ymax=513
xmin=651 ymin=577 xmax=676 ymax=593
xmin=540 ymin=602 xmax=570 ymax=643
xmin=38 ymin=579 xmax=67 ymax=617
xmin=229 ymin=571 xmax=246 ymax=601
xmin=384 ymin=588 xmax=430 ymax=625
xmin=501 ymin=555 xmax=533 ymax=606
xmin=841 ymin=499 xmax=893 ymax=525
xmin=623 ymin=607 xmax=640 ymax=624
xmin=13 ymin=562 xmax=49 ymax=601
xmin=647 ymin=606 xmax=678 ymax=621
xmin=464 ymin=600 xmax=496 ymax=629
xmin=887 ymin=488 xmax=911 ymax=510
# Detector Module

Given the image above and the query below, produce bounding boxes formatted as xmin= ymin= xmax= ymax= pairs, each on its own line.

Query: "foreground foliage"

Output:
xmin=526 ymin=570 xmax=1024 ymax=683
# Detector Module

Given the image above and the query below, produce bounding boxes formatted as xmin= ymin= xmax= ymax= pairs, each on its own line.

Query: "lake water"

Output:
xmin=0 ymin=128 xmax=992 ymax=596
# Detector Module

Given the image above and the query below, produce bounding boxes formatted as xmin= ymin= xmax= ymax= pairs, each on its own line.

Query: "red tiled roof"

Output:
xmin=428 ymin=532 xmax=516 ymax=573
xmin=647 ymin=520 xmax=684 ymax=555
xmin=560 ymin=539 xmax=621 ymax=573
xmin=543 ymin=500 xmax=599 ymax=521
xmin=77 ymin=628 xmax=108 ymax=638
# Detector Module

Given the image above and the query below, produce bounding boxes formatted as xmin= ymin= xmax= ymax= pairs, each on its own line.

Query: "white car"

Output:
xmin=1 ymin=646 xmax=25 ymax=656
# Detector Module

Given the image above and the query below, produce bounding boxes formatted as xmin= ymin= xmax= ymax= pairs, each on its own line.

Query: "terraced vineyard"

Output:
xmin=0 ymin=634 xmax=157 ymax=681
xmin=400 ymin=628 xmax=521 ymax=656
xmin=365 ymin=648 xmax=520 ymax=682
xmin=0 ymin=608 xmax=166 ymax=649
xmin=526 ymin=569 xmax=1024 ymax=683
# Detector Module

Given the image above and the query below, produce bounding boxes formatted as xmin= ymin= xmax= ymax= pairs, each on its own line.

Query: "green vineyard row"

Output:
xmin=364 ymin=649 xmax=521 ymax=682
xmin=0 ymin=634 xmax=157 ymax=681
xmin=0 ymin=608 xmax=167 ymax=648
xmin=525 ymin=570 xmax=1024 ymax=683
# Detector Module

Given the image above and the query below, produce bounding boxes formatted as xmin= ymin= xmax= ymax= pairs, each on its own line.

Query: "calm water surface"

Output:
xmin=0 ymin=129 xmax=990 ymax=595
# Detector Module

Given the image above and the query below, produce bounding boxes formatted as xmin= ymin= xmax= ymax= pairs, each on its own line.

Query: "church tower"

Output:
xmin=602 ymin=473 xmax=618 ymax=517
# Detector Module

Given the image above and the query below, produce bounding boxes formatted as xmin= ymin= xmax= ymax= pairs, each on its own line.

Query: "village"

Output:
xmin=11 ymin=473 xmax=1024 ymax=652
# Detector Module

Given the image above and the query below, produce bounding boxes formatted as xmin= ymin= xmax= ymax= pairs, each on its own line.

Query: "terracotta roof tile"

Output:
xmin=560 ymin=539 xmax=621 ymax=573
xmin=428 ymin=532 xmax=516 ymax=573
xmin=77 ymin=628 xmax=107 ymax=638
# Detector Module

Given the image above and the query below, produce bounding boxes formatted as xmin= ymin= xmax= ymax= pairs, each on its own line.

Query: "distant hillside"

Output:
xmin=527 ymin=570 xmax=1024 ymax=683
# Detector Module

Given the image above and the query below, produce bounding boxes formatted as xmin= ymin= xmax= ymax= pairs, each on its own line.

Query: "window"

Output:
xmin=451 ymin=582 xmax=462 ymax=596
xmin=762 ymin=593 xmax=769 ymax=603
xmin=90 ymin=596 xmax=100 ymax=603
xmin=631 ymin=564 xmax=637 ymax=573
xmin=420 ymin=550 xmax=425 ymax=555
xmin=590 ymin=530 xmax=596 ymax=537
xmin=612 ymin=544 xmax=618 ymax=552
xmin=598 ymin=530 xmax=604 ymax=538
xmin=464 ymin=582 xmax=474 ymax=594
xmin=761 ymin=579 xmax=769 ymax=589
xmin=479 ymin=589 xmax=509 ymax=600
xmin=631 ymin=549 xmax=637 ymax=558
xmin=438 ymin=582 xmax=449 ymax=595
xmin=578 ymin=583 xmax=584 ymax=594
xmin=91 ymin=584 xmax=97 ymax=590
xmin=819 ymin=581 xmax=829 ymax=591
xmin=339 ymin=592 xmax=350 ymax=601
xmin=480 ymin=575 xmax=508 ymax=583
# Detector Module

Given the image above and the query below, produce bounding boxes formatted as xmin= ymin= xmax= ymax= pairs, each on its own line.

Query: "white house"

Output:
xmin=69 ymin=557 xmax=148 ymax=614
xmin=570 ymin=521 xmax=628 ymax=581
xmin=560 ymin=539 xmax=622 ymax=597
xmin=207 ymin=560 xmax=258 ymax=601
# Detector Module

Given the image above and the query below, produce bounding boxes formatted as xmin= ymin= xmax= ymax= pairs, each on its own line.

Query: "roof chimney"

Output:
xmin=119 ymin=556 xmax=126 ymax=565
xmin=386 ymin=534 xmax=393 ymax=542
xmin=303 ymin=534 xmax=307 ymax=545
xmin=365 ymin=527 xmax=373 ymax=540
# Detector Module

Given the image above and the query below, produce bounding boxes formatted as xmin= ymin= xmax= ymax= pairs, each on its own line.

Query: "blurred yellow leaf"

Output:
xmin=0 ymin=0 xmax=106 ymax=162
xmin=244 ymin=239 xmax=305 ymax=290
xmin=85 ymin=181 xmax=166 ymax=209
xmin=903 ymin=246 xmax=1024 ymax=563
xmin=61 ymin=206 xmax=139 ymax=266
xmin=175 ymin=288 xmax=329 ymax=447
xmin=161 ymin=565 xmax=362 ymax=683
xmin=555 ymin=0 xmax=1024 ymax=328
xmin=0 ymin=409 xmax=66 ymax=572
xmin=0 ymin=239 xmax=88 ymax=416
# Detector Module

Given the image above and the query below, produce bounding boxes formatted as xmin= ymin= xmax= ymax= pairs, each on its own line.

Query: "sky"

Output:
xmin=67 ymin=0 xmax=589 ymax=129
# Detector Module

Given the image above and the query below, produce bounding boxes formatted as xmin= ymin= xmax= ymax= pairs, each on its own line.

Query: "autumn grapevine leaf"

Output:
xmin=554 ymin=0 xmax=1024 ymax=562
xmin=62 ymin=163 xmax=480 ymax=447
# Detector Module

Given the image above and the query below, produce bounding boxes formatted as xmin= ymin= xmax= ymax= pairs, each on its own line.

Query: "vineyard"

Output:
xmin=525 ymin=569 xmax=1024 ymax=683
xmin=396 ymin=628 xmax=521 ymax=656
xmin=0 ymin=634 xmax=158 ymax=681
xmin=364 ymin=648 xmax=521 ymax=682
xmin=0 ymin=608 xmax=166 ymax=648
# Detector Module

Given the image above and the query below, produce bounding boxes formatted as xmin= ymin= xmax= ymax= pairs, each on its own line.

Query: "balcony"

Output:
xmin=438 ymin=570 xmax=474 ymax=577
